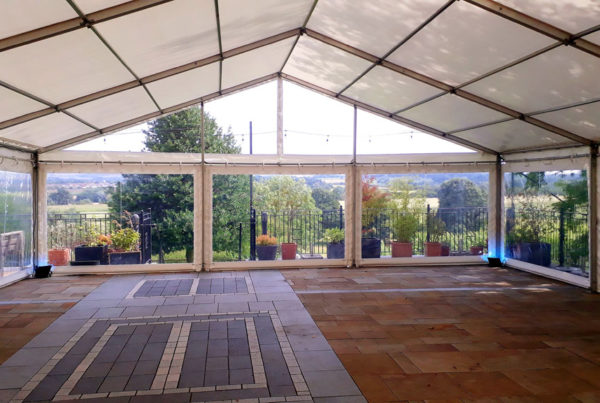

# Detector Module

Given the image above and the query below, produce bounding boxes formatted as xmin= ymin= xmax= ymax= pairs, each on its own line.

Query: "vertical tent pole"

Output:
xmin=35 ymin=162 xmax=48 ymax=267
xmin=195 ymin=102 xmax=205 ymax=271
xmin=277 ymin=75 xmax=283 ymax=156
xmin=352 ymin=105 xmax=359 ymax=268
xmin=590 ymin=145 xmax=598 ymax=292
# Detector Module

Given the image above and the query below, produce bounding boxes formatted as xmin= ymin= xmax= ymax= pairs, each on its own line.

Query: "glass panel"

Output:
xmin=96 ymin=0 xmax=219 ymax=77
xmin=497 ymin=0 xmax=600 ymax=33
xmin=0 ymin=171 xmax=32 ymax=277
xmin=0 ymin=29 xmax=135 ymax=104
xmin=219 ymin=0 xmax=312 ymax=51
xmin=0 ymin=0 xmax=76 ymax=39
xmin=344 ymin=65 xmax=443 ymax=113
xmin=398 ymin=94 xmax=508 ymax=132
xmin=205 ymin=81 xmax=276 ymax=155
xmin=0 ymin=86 xmax=46 ymax=122
xmin=146 ymin=63 xmax=220 ymax=109
xmin=222 ymin=38 xmax=295 ymax=89
xmin=452 ymin=119 xmax=576 ymax=153
xmin=212 ymin=174 xmax=345 ymax=262
xmin=0 ymin=113 xmax=91 ymax=148
xmin=307 ymin=0 xmax=448 ymax=58
xmin=283 ymin=81 xmax=353 ymax=155
xmin=283 ymin=36 xmax=372 ymax=93
xmin=505 ymin=170 xmax=589 ymax=277
xmin=357 ymin=109 xmax=472 ymax=154
xmin=67 ymin=87 xmax=158 ymax=129
xmin=534 ymin=101 xmax=600 ymax=142
xmin=360 ymin=173 xmax=488 ymax=259
xmin=464 ymin=46 xmax=600 ymax=114
xmin=387 ymin=1 xmax=553 ymax=86
xmin=47 ymin=173 xmax=194 ymax=265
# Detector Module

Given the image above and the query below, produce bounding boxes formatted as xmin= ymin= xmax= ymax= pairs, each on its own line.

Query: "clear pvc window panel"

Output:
xmin=0 ymin=87 xmax=47 ymax=122
xmin=344 ymin=66 xmax=442 ymax=113
xmin=398 ymin=94 xmax=509 ymax=133
xmin=222 ymin=38 xmax=295 ymax=89
xmin=0 ymin=29 xmax=135 ymax=105
xmin=146 ymin=63 xmax=220 ymax=110
xmin=283 ymin=36 xmax=372 ymax=93
xmin=465 ymin=46 xmax=600 ymax=114
xmin=96 ymin=0 xmax=219 ymax=77
xmin=0 ymin=113 xmax=91 ymax=148
xmin=67 ymin=87 xmax=158 ymax=130
xmin=283 ymin=81 xmax=353 ymax=155
xmin=497 ymin=0 xmax=600 ymax=34
xmin=72 ymin=0 xmax=130 ymax=14
xmin=452 ymin=119 xmax=575 ymax=153
xmin=534 ymin=101 xmax=600 ymax=142
xmin=356 ymin=109 xmax=471 ymax=155
xmin=307 ymin=0 xmax=448 ymax=58
xmin=387 ymin=1 xmax=553 ymax=86
xmin=0 ymin=0 xmax=77 ymax=39
xmin=0 ymin=171 xmax=32 ymax=277
xmin=219 ymin=0 xmax=312 ymax=51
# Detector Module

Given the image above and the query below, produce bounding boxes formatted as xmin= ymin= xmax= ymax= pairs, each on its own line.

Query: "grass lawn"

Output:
xmin=151 ymin=249 xmax=188 ymax=263
xmin=48 ymin=203 xmax=109 ymax=215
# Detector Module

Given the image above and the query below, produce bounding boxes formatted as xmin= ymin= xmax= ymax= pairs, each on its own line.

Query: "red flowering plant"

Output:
xmin=361 ymin=176 xmax=392 ymax=238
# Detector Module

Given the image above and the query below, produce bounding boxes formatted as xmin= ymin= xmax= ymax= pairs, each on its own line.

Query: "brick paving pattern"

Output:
xmin=133 ymin=279 xmax=194 ymax=297
xmin=196 ymin=277 xmax=248 ymax=294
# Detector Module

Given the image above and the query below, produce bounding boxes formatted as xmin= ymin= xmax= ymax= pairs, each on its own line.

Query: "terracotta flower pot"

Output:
xmin=281 ymin=242 xmax=297 ymax=260
xmin=48 ymin=248 xmax=70 ymax=266
xmin=391 ymin=242 xmax=412 ymax=257
xmin=424 ymin=242 xmax=442 ymax=257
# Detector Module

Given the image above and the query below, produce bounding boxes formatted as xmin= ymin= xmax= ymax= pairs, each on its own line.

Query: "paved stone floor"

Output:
xmin=0 ymin=266 xmax=599 ymax=402
xmin=0 ymin=271 xmax=361 ymax=403
xmin=284 ymin=266 xmax=600 ymax=402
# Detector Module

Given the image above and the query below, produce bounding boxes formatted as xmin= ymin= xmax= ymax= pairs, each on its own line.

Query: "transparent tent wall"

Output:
xmin=504 ymin=169 xmax=589 ymax=277
xmin=360 ymin=173 xmax=488 ymax=258
xmin=212 ymin=174 xmax=346 ymax=262
xmin=0 ymin=171 xmax=32 ymax=276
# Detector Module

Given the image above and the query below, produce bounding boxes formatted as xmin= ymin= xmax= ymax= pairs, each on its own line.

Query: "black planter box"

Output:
xmin=74 ymin=245 xmax=108 ymax=265
xmin=109 ymin=251 xmax=141 ymax=265
xmin=256 ymin=245 xmax=278 ymax=260
xmin=361 ymin=238 xmax=381 ymax=259
xmin=514 ymin=242 xmax=551 ymax=267
xmin=327 ymin=242 xmax=345 ymax=259
xmin=34 ymin=265 xmax=52 ymax=278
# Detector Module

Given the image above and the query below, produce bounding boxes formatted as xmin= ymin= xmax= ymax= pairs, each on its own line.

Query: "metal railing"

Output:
xmin=47 ymin=213 xmax=119 ymax=250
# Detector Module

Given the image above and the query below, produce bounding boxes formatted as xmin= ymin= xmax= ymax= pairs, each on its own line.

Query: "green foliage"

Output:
xmin=110 ymin=228 xmax=140 ymax=252
xmin=510 ymin=191 xmax=553 ymax=243
xmin=427 ymin=216 xmax=446 ymax=243
xmin=77 ymin=188 xmax=107 ymax=203
xmin=212 ymin=250 xmax=239 ymax=262
xmin=312 ymin=187 xmax=341 ymax=211
xmin=49 ymin=188 xmax=71 ymax=205
xmin=438 ymin=178 xmax=485 ymax=208
xmin=322 ymin=228 xmax=344 ymax=244
xmin=390 ymin=179 xmax=423 ymax=243
xmin=361 ymin=176 xmax=392 ymax=231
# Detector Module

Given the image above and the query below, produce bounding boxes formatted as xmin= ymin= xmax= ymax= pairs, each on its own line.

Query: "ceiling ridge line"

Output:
xmin=303 ymin=30 xmax=592 ymax=147
xmin=335 ymin=0 xmax=456 ymax=98
xmin=279 ymin=73 xmax=497 ymax=155
xmin=0 ymin=0 xmax=175 ymax=53
xmin=445 ymin=117 xmax=514 ymax=135
xmin=214 ymin=0 xmax=224 ymax=95
xmin=39 ymin=73 xmax=280 ymax=153
xmin=527 ymin=97 xmax=600 ymax=117
xmin=0 ymin=30 xmax=299 ymax=131
xmin=279 ymin=0 xmax=319 ymax=73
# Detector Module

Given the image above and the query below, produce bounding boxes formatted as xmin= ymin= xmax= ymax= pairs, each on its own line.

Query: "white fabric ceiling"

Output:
xmin=0 ymin=0 xmax=599 ymax=154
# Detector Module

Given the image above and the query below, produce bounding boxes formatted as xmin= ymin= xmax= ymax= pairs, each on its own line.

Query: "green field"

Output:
xmin=47 ymin=203 xmax=109 ymax=215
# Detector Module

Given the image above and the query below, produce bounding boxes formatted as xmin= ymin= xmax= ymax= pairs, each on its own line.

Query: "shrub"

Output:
xmin=256 ymin=234 xmax=277 ymax=246
xmin=110 ymin=228 xmax=140 ymax=251
xmin=323 ymin=228 xmax=344 ymax=244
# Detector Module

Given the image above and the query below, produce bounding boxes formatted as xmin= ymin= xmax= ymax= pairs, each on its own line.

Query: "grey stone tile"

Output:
xmin=303 ymin=370 xmax=361 ymax=398
xmin=295 ymin=350 xmax=344 ymax=371
xmin=62 ymin=307 xmax=98 ymax=319
xmin=193 ymin=295 xmax=216 ymax=304
xmin=72 ymin=376 xmax=103 ymax=395
xmin=278 ymin=310 xmax=315 ymax=326
xmin=214 ymin=294 xmax=257 ymax=303
xmin=119 ymin=297 xmax=165 ymax=307
xmin=269 ymin=384 xmax=296 ymax=396
xmin=191 ymin=387 xmax=269 ymax=402
xmin=0 ymin=365 xmax=39 ymax=389
xmin=154 ymin=304 xmax=187 ymax=316
xmin=26 ymin=331 xmax=74 ymax=348
xmin=205 ymin=356 xmax=228 ymax=370
xmin=179 ymin=371 xmax=205 ymax=388
xmin=50 ymin=354 xmax=86 ymax=375
xmin=83 ymin=362 xmax=112 ymax=378
xmin=108 ymin=361 xmax=136 ymax=377
xmin=204 ymin=369 xmax=228 ymax=386
xmin=256 ymin=293 xmax=300 ymax=302
xmin=187 ymin=303 xmax=218 ymax=314
xmin=248 ymin=301 xmax=276 ymax=311
xmin=274 ymin=300 xmax=306 ymax=311
xmin=218 ymin=302 xmax=250 ymax=313
xmin=163 ymin=295 xmax=194 ymax=305
xmin=75 ymin=298 xmax=120 ymax=309
xmin=207 ymin=339 xmax=228 ymax=357
xmin=230 ymin=368 xmax=253 ymax=384
xmin=229 ymin=355 xmax=252 ymax=370
xmin=93 ymin=307 xmax=124 ymax=319
xmin=121 ymin=306 xmax=156 ymax=317
xmin=125 ymin=374 xmax=154 ymax=391
xmin=288 ymin=334 xmax=332 ymax=352
xmin=24 ymin=374 xmax=68 ymax=401
xmin=313 ymin=396 xmax=367 ymax=403
xmin=133 ymin=360 xmax=159 ymax=375
xmin=98 ymin=376 xmax=129 ymax=393
xmin=2 ymin=346 xmax=60 ymax=367
xmin=43 ymin=318 xmax=88 ymax=333
xmin=0 ymin=389 xmax=18 ymax=402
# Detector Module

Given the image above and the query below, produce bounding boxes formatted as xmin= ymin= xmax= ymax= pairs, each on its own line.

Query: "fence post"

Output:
xmin=250 ymin=208 xmax=256 ymax=261
xmin=426 ymin=204 xmax=431 ymax=243
xmin=238 ymin=223 xmax=242 ymax=261
xmin=339 ymin=206 xmax=344 ymax=229
xmin=559 ymin=207 xmax=565 ymax=267
xmin=261 ymin=212 xmax=268 ymax=235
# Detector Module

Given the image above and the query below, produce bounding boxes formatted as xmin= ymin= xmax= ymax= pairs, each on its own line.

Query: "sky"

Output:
xmin=68 ymin=80 xmax=472 ymax=155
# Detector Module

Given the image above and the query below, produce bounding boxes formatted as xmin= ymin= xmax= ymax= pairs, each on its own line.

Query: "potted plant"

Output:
xmin=323 ymin=228 xmax=344 ymax=259
xmin=390 ymin=180 xmax=421 ymax=258
xmin=424 ymin=216 xmax=446 ymax=257
xmin=361 ymin=177 xmax=391 ymax=259
xmin=470 ymin=244 xmax=484 ymax=255
xmin=109 ymin=227 xmax=141 ymax=264
xmin=281 ymin=211 xmax=297 ymax=260
xmin=48 ymin=247 xmax=71 ymax=266
xmin=256 ymin=234 xmax=278 ymax=260
xmin=73 ymin=227 xmax=110 ymax=265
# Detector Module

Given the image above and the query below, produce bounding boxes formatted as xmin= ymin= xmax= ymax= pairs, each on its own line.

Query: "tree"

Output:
xmin=437 ymin=178 xmax=486 ymax=231
xmin=49 ymin=188 xmax=71 ymax=205
xmin=312 ymin=187 xmax=341 ymax=212
xmin=109 ymin=107 xmax=246 ymax=262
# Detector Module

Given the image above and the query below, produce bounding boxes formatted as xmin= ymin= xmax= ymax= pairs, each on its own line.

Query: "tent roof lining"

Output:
xmin=0 ymin=0 xmax=598 ymax=155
